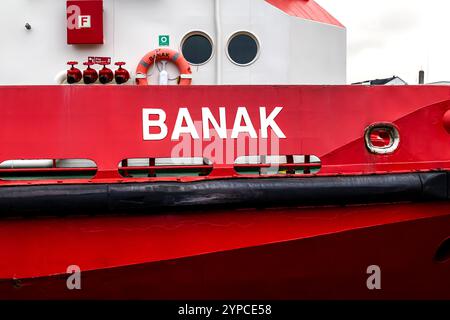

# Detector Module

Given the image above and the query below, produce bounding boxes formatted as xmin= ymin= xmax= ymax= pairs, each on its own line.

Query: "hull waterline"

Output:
xmin=0 ymin=202 xmax=449 ymax=300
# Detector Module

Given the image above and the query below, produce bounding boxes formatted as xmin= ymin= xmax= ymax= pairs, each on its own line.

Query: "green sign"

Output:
xmin=159 ymin=35 xmax=170 ymax=47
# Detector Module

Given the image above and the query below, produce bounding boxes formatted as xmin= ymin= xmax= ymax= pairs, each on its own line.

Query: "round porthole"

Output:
xmin=181 ymin=32 xmax=214 ymax=65
xmin=364 ymin=123 xmax=400 ymax=154
xmin=227 ymin=31 xmax=260 ymax=66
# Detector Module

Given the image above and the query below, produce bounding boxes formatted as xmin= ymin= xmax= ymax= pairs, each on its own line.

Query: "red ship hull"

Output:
xmin=1 ymin=202 xmax=449 ymax=300
xmin=0 ymin=85 xmax=449 ymax=299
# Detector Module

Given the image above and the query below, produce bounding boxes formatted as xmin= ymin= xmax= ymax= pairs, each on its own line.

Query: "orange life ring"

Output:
xmin=135 ymin=48 xmax=192 ymax=85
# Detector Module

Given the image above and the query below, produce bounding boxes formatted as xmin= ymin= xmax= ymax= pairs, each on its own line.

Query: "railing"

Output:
xmin=234 ymin=155 xmax=321 ymax=175
xmin=118 ymin=157 xmax=213 ymax=178
xmin=0 ymin=159 xmax=97 ymax=180
xmin=0 ymin=155 xmax=321 ymax=181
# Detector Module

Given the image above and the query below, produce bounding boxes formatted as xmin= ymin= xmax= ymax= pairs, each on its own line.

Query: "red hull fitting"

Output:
xmin=0 ymin=85 xmax=449 ymax=299
xmin=0 ymin=202 xmax=449 ymax=300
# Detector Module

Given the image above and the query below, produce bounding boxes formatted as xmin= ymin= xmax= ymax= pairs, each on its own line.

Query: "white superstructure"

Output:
xmin=0 ymin=0 xmax=346 ymax=85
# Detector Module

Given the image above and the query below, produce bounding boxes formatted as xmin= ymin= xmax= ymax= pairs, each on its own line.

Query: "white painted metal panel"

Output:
xmin=0 ymin=0 xmax=346 ymax=85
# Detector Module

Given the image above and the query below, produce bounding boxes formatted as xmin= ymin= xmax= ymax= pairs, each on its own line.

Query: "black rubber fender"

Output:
xmin=0 ymin=172 xmax=448 ymax=216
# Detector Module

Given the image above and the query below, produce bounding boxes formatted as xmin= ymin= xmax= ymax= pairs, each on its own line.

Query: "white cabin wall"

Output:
xmin=288 ymin=18 xmax=347 ymax=85
xmin=113 ymin=0 xmax=216 ymax=85
xmin=1 ymin=0 xmax=115 ymax=85
xmin=220 ymin=0 xmax=291 ymax=85
xmin=219 ymin=0 xmax=346 ymax=85
xmin=0 ymin=0 xmax=346 ymax=85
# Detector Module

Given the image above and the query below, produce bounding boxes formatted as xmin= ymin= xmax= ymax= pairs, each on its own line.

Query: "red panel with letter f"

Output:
xmin=67 ymin=0 xmax=104 ymax=45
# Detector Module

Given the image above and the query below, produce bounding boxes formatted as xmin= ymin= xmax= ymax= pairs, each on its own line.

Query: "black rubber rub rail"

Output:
xmin=0 ymin=172 xmax=448 ymax=216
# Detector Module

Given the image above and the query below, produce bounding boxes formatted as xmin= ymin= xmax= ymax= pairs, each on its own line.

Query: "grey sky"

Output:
xmin=316 ymin=0 xmax=450 ymax=84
